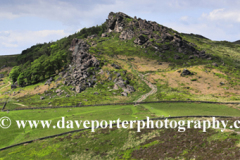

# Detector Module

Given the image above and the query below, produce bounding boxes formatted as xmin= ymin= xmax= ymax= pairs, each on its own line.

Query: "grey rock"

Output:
xmin=212 ymin=63 xmax=218 ymax=67
xmin=111 ymin=63 xmax=121 ymax=69
xmin=75 ymin=85 xmax=86 ymax=93
xmin=113 ymin=84 xmax=119 ymax=90
xmin=126 ymin=85 xmax=135 ymax=93
xmin=116 ymin=72 xmax=121 ymax=77
xmin=181 ymin=69 xmax=193 ymax=76
xmin=134 ymin=35 xmax=148 ymax=45
xmin=11 ymin=85 xmax=17 ymax=89
xmin=56 ymin=89 xmax=61 ymax=93
xmin=40 ymin=96 xmax=45 ymax=100
xmin=121 ymin=92 xmax=128 ymax=96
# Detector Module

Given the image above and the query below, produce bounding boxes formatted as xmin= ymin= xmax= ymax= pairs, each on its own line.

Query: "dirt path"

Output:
xmin=0 ymin=81 xmax=11 ymax=91
xmin=133 ymin=71 xmax=157 ymax=103
xmin=13 ymin=103 xmax=26 ymax=107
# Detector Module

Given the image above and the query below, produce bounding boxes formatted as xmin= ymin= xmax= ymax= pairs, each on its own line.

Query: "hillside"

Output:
xmin=1 ymin=12 xmax=240 ymax=109
xmin=1 ymin=11 xmax=240 ymax=159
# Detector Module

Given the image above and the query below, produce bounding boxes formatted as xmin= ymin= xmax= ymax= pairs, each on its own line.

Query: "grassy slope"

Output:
xmin=0 ymin=103 xmax=240 ymax=149
xmin=0 ymin=54 xmax=18 ymax=67
xmin=1 ymin=117 xmax=240 ymax=159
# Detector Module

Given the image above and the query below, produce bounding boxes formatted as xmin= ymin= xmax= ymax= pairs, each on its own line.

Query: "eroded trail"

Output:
xmin=134 ymin=73 xmax=157 ymax=103
xmin=0 ymin=81 xmax=11 ymax=91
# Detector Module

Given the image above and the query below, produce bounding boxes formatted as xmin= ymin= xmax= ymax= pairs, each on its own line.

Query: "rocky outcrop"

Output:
xmin=58 ymin=39 xmax=100 ymax=93
xmin=45 ymin=77 xmax=53 ymax=85
xmin=119 ymin=30 xmax=134 ymax=40
xmin=105 ymin=12 xmax=211 ymax=59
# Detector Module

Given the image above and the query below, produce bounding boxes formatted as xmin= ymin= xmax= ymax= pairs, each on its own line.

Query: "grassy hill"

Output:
xmin=1 ymin=11 xmax=240 ymax=159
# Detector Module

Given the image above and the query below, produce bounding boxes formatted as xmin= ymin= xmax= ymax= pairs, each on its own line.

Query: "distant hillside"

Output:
xmin=0 ymin=54 xmax=18 ymax=67
xmin=233 ymin=40 xmax=240 ymax=44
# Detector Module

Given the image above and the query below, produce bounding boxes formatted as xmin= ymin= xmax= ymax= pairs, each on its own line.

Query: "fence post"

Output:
xmin=2 ymin=102 xmax=6 ymax=111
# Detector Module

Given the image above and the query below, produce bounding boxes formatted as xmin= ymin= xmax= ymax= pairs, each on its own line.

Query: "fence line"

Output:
xmin=3 ymin=100 xmax=240 ymax=111
xmin=0 ymin=115 xmax=235 ymax=151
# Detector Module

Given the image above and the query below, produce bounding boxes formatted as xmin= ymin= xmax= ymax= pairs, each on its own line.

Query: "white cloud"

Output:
xmin=202 ymin=8 xmax=240 ymax=22
xmin=0 ymin=29 xmax=70 ymax=55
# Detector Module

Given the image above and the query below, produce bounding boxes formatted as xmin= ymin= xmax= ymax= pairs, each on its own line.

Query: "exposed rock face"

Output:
xmin=105 ymin=12 xmax=211 ymax=59
xmin=59 ymin=39 xmax=100 ymax=93
xmin=134 ymin=35 xmax=148 ymax=45
xmin=119 ymin=30 xmax=134 ymax=40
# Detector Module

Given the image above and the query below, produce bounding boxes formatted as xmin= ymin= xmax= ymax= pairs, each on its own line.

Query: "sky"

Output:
xmin=0 ymin=0 xmax=240 ymax=55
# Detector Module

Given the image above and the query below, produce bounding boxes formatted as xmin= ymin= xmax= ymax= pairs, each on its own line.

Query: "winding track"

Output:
xmin=0 ymin=81 xmax=11 ymax=91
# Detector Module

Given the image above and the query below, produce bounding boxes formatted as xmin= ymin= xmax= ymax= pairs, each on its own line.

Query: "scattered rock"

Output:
xmin=111 ymin=63 xmax=121 ymax=69
xmin=189 ymin=55 xmax=194 ymax=59
xmin=181 ymin=69 xmax=193 ymax=76
xmin=113 ymin=84 xmax=119 ymax=90
xmin=75 ymin=85 xmax=86 ymax=93
xmin=94 ymin=92 xmax=99 ymax=95
xmin=40 ymin=96 xmax=45 ymax=100
xmin=11 ymin=85 xmax=17 ymax=89
xmin=55 ymin=77 xmax=62 ymax=82
xmin=66 ymin=94 xmax=70 ymax=97
xmin=56 ymin=89 xmax=61 ymax=93
xmin=101 ymin=33 xmax=108 ymax=37
xmin=220 ymin=82 xmax=225 ymax=85
xmin=174 ymin=55 xmax=181 ymax=60
xmin=212 ymin=63 xmax=218 ymax=67
xmin=45 ymin=77 xmax=53 ymax=85
xmin=121 ymin=92 xmax=128 ymax=96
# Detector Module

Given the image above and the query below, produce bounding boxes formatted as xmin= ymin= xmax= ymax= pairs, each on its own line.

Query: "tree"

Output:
xmin=17 ymin=73 xmax=25 ymax=86
xmin=9 ymin=66 xmax=21 ymax=82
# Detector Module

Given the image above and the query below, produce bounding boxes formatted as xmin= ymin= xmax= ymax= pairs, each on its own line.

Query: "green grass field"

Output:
xmin=1 ymin=118 xmax=240 ymax=159
xmin=1 ymin=102 xmax=240 ymax=150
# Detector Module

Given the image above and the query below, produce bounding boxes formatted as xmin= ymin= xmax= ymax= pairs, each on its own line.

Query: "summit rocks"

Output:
xmin=104 ymin=12 xmax=211 ymax=59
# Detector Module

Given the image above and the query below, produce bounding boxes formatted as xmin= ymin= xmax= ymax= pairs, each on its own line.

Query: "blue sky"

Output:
xmin=0 ymin=0 xmax=240 ymax=55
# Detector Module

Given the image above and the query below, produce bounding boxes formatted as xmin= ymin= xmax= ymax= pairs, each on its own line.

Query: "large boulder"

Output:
xmin=121 ymin=92 xmax=128 ymax=97
xmin=126 ymin=85 xmax=135 ymax=93
xmin=56 ymin=89 xmax=62 ymax=93
xmin=75 ymin=85 xmax=86 ymax=93
xmin=181 ymin=69 xmax=193 ymax=76
xmin=134 ymin=35 xmax=148 ymax=45
xmin=11 ymin=85 xmax=17 ymax=89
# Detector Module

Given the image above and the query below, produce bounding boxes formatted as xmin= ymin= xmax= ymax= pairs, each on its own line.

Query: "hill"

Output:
xmin=1 ymin=11 xmax=240 ymax=159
